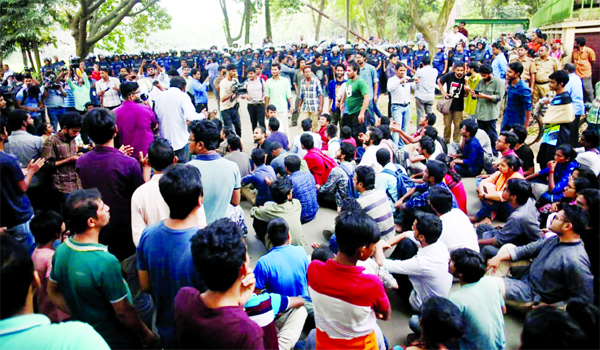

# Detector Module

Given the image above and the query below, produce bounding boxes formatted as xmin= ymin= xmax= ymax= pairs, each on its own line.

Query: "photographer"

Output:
xmin=15 ymin=74 xmax=44 ymax=126
xmin=243 ymin=67 xmax=267 ymax=130
xmin=219 ymin=63 xmax=242 ymax=136
xmin=66 ymin=65 xmax=91 ymax=114
xmin=43 ymin=69 xmax=67 ymax=130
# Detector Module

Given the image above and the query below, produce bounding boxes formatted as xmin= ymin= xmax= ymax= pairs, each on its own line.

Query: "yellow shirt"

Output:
xmin=510 ymin=56 xmax=536 ymax=82
xmin=534 ymin=56 xmax=559 ymax=83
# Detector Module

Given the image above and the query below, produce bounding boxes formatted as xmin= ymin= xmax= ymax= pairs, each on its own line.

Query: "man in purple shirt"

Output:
xmin=114 ymin=82 xmax=157 ymax=159
xmin=241 ymin=148 xmax=276 ymax=206
xmin=266 ymin=112 xmax=289 ymax=150
xmin=76 ymin=108 xmax=148 ymax=261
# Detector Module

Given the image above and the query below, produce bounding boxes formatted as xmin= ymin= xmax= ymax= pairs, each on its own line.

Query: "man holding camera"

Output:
xmin=15 ymin=74 xmax=44 ymax=125
xmin=43 ymin=70 xmax=67 ymax=130
xmin=220 ymin=64 xmax=243 ymax=137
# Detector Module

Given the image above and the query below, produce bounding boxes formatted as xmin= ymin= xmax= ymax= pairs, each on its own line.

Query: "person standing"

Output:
xmin=356 ymin=52 xmax=379 ymax=123
xmin=472 ymin=64 xmax=504 ymax=155
xmin=244 ymin=67 xmax=268 ymax=130
xmin=265 ymin=63 xmax=293 ymax=135
xmin=297 ymin=66 xmax=324 ymax=132
xmin=464 ymin=62 xmax=482 ymax=120
xmin=510 ymin=45 xmax=536 ymax=89
xmin=502 ymin=62 xmax=532 ymax=131
xmin=327 ymin=64 xmax=347 ymax=128
xmin=573 ymin=37 xmax=596 ymax=103
xmin=387 ymin=64 xmax=415 ymax=143
xmin=155 ymin=76 xmax=205 ymax=163
xmin=67 ymin=69 xmax=91 ymax=113
xmin=95 ymin=68 xmax=121 ymax=109
xmin=438 ymin=65 xmax=466 ymax=144
xmin=189 ymin=68 xmax=210 ymax=113
xmin=532 ymin=45 xmax=559 ymax=105
xmin=219 ymin=64 xmax=243 ymax=137
xmin=564 ymin=63 xmax=585 ymax=148
xmin=413 ymin=57 xmax=438 ymax=121
xmin=114 ymin=82 xmax=157 ymax=158
xmin=340 ymin=62 xmax=371 ymax=145
xmin=491 ymin=43 xmax=508 ymax=85
xmin=15 ymin=75 xmax=44 ymax=125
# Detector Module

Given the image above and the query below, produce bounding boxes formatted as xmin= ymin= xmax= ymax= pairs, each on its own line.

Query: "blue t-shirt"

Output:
xmin=241 ymin=164 xmax=276 ymax=206
xmin=16 ymin=86 xmax=44 ymax=118
xmin=137 ymin=222 xmax=203 ymax=348
xmin=255 ymin=244 xmax=310 ymax=299
xmin=0 ymin=151 xmax=33 ymax=229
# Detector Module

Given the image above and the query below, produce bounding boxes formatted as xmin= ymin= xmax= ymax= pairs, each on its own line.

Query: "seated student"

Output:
xmin=575 ymin=130 xmax=600 ymax=176
xmin=491 ymin=131 xmax=524 ymax=175
xmin=391 ymin=112 xmax=436 ymax=145
xmin=566 ymin=300 xmax=600 ymax=349
xmin=449 ymin=249 xmax=506 ymax=350
xmin=448 ymin=123 xmax=494 ymax=173
xmin=477 ymin=179 xmax=542 ymax=259
xmin=520 ymin=307 xmax=587 ymax=350
xmin=375 ymin=212 xmax=453 ymax=313
xmin=241 ymin=148 xmax=276 ymax=206
xmin=377 ymin=125 xmax=398 ymax=163
xmin=526 ymin=144 xmax=578 ymax=204
xmin=396 ymin=160 xmax=459 ymax=212
xmin=355 ymin=165 xmax=396 ymax=240
xmin=308 ymin=210 xmax=391 ymax=350
xmin=137 ymin=164 xmax=205 ymax=348
xmin=577 ymin=188 xmax=600 ymax=304
xmin=252 ymin=218 xmax=308 ymax=349
xmin=403 ymin=136 xmax=440 ymax=174
xmin=511 ymin=124 xmax=535 ymax=176
xmin=487 ymin=205 xmax=594 ymax=305
xmin=266 ymin=117 xmax=289 ymax=151
xmin=291 ymin=119 xmax=321 ymax=159
xmin=340 ymin=125 xmax=357 ymax=147
xmin=450 ymin=119 xmax=485 ymax=177
xmin=173 ymin=219 xmax=264 ymax=349
xmin=0 ymin=235 xmax=110 ymax=350
xmin=285 ymin=155 xmax=319 ymax=223
xmin=30 ymin=211 xmax=70 ymax=323
xmin=358 ymin=127 xmax=383 ymax=173
xmin=324 ymin=124 xmax=341 ymax=159
xmin=318 ymin=142 xmax=357 ymax=209
xmin=47 ymin=189 xmax=158 ymax=349
xmin=436 ymin=154 xmax=468 ymax=214
xmin=428 ymin=187 xmax=480 ymax=253
xmin=540 ymin=176 xmax=594 ymax=231
xmin=251 ymin=177 xmax=304 ymax=247
xmin=316 ymin=114 xmax=330 ymax=150
xmin=394 ymin=297 xmax=465 ymax=350
xmin=225 ymin=135 xmax=252 ymax=178
xmin=376 ymin=148 xmax=411 ymax=210
xmin=473 ymin=155 xmax=524 ymax=224
xmin=302 ymin=133 xmax=335 ymax=186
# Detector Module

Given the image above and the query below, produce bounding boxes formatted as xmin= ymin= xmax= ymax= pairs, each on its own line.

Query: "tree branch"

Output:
xmin=128 ymin=0 xmax=159 ymax=17
xmin=86 ymin=0 xmax=138 ymax=44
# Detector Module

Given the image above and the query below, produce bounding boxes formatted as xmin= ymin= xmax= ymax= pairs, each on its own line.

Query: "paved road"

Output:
xmin=205 ymin=92 xmax=525 ymax=348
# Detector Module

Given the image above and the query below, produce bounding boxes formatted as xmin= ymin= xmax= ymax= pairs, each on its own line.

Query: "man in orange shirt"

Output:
xmin=573 ymin=37 xmax=596 ymax=102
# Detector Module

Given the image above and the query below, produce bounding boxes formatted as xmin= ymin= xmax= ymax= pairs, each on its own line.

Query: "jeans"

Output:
xmin=476 ymin=224 xmax=502 ymax=259
xmin=477 ymin=119 xmax=498 ymax=157
xmin=330 ymin=110 xmax=341 ymax=128
xmin=341 ymin=112 xmax=369 ymax=147
xmin=454 ymin=164 xmax=483 ymax=177
xmin=7 ymin=218 xmax=35 ymax=254
xmin=368 ymin=100 xmax=379 ymax=124
xmin=391 ymin=104 xmax=411 ymax=145
xmin=475 ymin=199 xmax=513 ymax=221
xmin=46 ymin=107 xmax=65 ymax=130
xmin=247 ymin=103 xmax=265 ymax=130
xmin=221 ymin=106 xmax=242 ymax=137
xmin=415 ymin=98 xmax=433 ymax=120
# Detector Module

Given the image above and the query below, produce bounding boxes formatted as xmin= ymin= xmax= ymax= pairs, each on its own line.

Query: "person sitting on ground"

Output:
xmin=428 ymin=187 xmax=479 ymax=253
xmin=173 ymin=219 xmax=264 ymax=349
xmin=403 ymin=136 xmax=440 ymax=174
xmin=291 ymin=119 xmax=321 ymax=159
xmin=285 ymin=155 xmax=319 ymax=223
xmin=575 ymin=129 xmax=600 ymax=176
xmin=449 ymin=248 xmax=506 ymax=350
xmin=316 ymin=114 xmax=330 ymax=150
xmin=241 ymin=148 xmax=276 ymax=206
xmin=340 ymin=125 xmax=357 ymax=147
xmin=520 ymin=307 xmax=587 ymax=350
xmin=473 ymin=155 xmax=524 ymax=224
xmin=576 ymin=188 xmax=600 ymax=304
xmin=477 ymin=179 xmax=542 ymax=259
xmin=491 ymin=131 xmax=524 ymax=175
xmin=266 ymin=117 xmax=289 ymax=151
xmin=324 ymin=124 xmax=341 ymax=159
xmin=307 ymin=210 xmax=391 ymax=350
xmin=487 ymin=204 xmax=594 ymax=306
xmin=355 ymin=165 xmax=396 ymax=241
xmin=566 ymin=299 xmax=600 ymax=349
xmin=391 ymin=112 xmax=436 ymax=145
xmin=376 ymin=148 xmax=411 ymax=211
xmin=0 ymin=235 xmax=110 ymax=350
xmin=251 ymin=177 xmax=303 ymax=247
xmin=526 ymin=144 xmax=578 ymax=205
xmin=377 ymin=125 xmax=398 ymax=164
xmin=30 ymin=211 xmax=70 ymax=323
xmin=436 ymin=153 xmax=468 ymax=214
xmin=302 ymin=133 xmax=335 ymax=186
xmin=511 ymin=124 xmax=535 ymax=176
xmin=375 ymin=212 xmax=453 ymax=314
xmin=318 ymin=142 xmax=357 ymax=209
xmin=358 ymin=127 xmax=384 ymax=174
xmin=396 ymin=160 xmax=459 ymax=212
xmin=224 ymin=135 xmax=252 ymax=178
xmin=450 ymin=119 xmax=485 ymax=177
xmin=540 ymin=175 xmax=594 ymax=231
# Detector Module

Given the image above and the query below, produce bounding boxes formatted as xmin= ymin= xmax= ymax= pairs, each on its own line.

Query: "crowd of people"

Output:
xmin=1 ymin=23 xmax=599 ymax=350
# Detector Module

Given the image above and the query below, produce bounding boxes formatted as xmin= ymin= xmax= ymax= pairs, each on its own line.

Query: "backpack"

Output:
xmin=339 ymin=163 xmax=359 ymax=199
xmin=314 ymin=150 xmax=338 ymax=180
xmin=381 ymin=164 xmax=414 ymax=202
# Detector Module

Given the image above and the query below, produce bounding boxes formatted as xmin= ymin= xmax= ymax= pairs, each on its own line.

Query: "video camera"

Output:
xmin=43 ymin=74 xmax=61 ymax=90
xmin=229 ymin=80 xmax=247 ymax=102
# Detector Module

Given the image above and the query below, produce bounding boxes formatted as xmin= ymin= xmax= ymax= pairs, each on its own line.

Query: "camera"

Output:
xmin=118 ymin=73 xmax=128 ymax=83
xmin=232 ymin=81 xmax=247 ymax=94
xmin=140 ymin=93 xmax=149 ymax=101
xmin=43 ymin=74 xmax=61 ymax=90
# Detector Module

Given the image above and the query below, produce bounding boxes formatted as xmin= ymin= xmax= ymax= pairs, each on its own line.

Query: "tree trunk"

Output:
xmin=219 ymin=0 xmax=245 ymax=46
xmin=480 ymin=0 xmax=489 ymax=38
xmin=26 ymin=49 xmax=35 ymax=72
xmin=406 ymin=0 xmax=456 ymax=47
xmin=315 ymin=0 xmax=326 ymax=41
xmin=21 ymin=47 xmax=28 ymax=67
xmin=32 ymin=41 xmax=42 ymax=74
xmin=361 ymin=3 xmax=372 ymax=39
xmin=345 ymin=0 xmax=350 ymax=41
xmin=265 ymin=0 xmax=272 ymax=40
xmin=244 ymin=0 xmax=252 ymax=44
xmin=407 ymin=24 xmax=416 ymax=42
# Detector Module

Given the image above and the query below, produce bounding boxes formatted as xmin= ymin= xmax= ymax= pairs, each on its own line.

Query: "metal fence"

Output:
xmin=531 ymin=0 xmax=600 ymax=28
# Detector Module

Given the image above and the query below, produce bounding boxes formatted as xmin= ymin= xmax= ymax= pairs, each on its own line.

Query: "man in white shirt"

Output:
xmin=154 ymin=76 xmax=205 ymax=163
xmin=324 ymin=124 xmax=341 ymax=159
xmin=428 ymin=187 xmax=479 ymax=253
xmin=96 ymin=68 xmax=121 ymax=109
xmin=413 ymin=57 xmax=438 ymax=121
xmin=443 ymin=25 xmax=468 ymax=52
xmin=290 ymin=118 xmax=321 ymax=159
xmin=387 ymin=63 xmax=415 ymax=145
xmin=375 ymin=212 xmax=453 ymax=312
xmin=358 ymin=126 xmax=383 ymax=174
xmin=131 ymin=138 xmax=207 ymax=246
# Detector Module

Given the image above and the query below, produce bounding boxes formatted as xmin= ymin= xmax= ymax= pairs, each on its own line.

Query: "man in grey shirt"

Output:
xmin=413 ymin=57 xmax=438 ymax=120
xmin=471 ymin=64 xmax=504 ymax=157
xmin=477 ymin=179 xmax=541 ymax=259
xmin=488 ymin=204 xmax=594 ymax=305
xmin=224 ymin=135 xmax=252 ymax=178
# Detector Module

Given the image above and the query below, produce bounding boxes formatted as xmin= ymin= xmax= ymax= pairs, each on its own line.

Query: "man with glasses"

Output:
xmin=114 ymin=81 xmax=157 ymax=158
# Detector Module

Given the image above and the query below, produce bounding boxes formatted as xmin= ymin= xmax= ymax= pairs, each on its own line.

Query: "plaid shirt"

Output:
xmin=318 ymin=161 xmax=351 ymax=207
xmin=405 ymin=182 xmax=458 ymax=210
xmin=299 ymin=77 xmax=323 ymax=112
xmin=96 ymin=77 xmax=121 ymax=108
xmin=41 ymin=132 xmax=81 ymax=193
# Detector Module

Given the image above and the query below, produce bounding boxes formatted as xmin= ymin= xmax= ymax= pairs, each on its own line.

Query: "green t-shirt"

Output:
xmin=266 ymin=77 xmax=292 ymax=113
xmin=345 ymin=77 xmax=369 ymax=115
xmin=50 ymin=237 xmax=139 ymax=349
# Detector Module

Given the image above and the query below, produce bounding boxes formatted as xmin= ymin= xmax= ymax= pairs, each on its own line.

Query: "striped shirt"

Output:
xmin=357 ymin=189 xmax=395 ymax=240
xmin=62 ymin=85 xmax=76 ymax=108
xmin=245 ymin=293 xmax=289 ymax=350
xmin=299 ymin=77 xmax=323 ymax=112
xmin=307 ymin=259 xmax=389 ymax=350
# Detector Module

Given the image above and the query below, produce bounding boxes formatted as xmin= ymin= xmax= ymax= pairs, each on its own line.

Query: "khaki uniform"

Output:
xmin=533 ymin=56 xmax=559 ymax=105
xmin=510 ymin=56 xmax=536 ymax=83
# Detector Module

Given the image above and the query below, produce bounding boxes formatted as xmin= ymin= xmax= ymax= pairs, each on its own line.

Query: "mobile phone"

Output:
xmin=474 ymin=90 xmax=480 ymax=95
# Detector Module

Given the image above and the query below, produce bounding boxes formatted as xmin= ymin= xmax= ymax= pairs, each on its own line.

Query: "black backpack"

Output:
xmin=380 ymin=164 xmax=414 ymax=202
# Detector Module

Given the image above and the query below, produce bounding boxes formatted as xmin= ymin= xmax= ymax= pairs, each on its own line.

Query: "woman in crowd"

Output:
xmin=526 ymin=144 xmax=578 ymax=205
